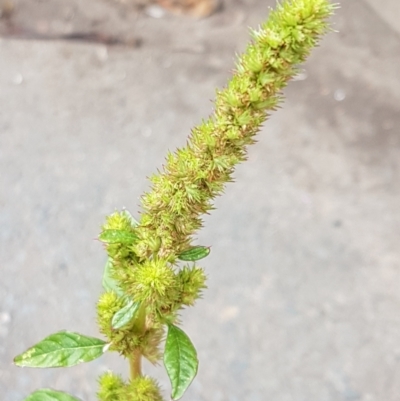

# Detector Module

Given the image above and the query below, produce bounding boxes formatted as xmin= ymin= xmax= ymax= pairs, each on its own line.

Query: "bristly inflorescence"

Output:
xmin=98 ymin=372 xmax=163 ymax=401
xmin=13 ymin=2 xmax=334 ymax=400
xmin=97 ymin=0 xmax=334 ymax=399
xmin=136 ymin=0 xmax=335 ymax=260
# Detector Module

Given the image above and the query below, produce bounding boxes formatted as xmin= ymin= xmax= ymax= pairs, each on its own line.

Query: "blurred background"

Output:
xmin=1 ymin=0 xmax=399 ymax=400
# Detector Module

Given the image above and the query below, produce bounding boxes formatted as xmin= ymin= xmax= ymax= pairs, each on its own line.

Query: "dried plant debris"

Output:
xmin=109 ymin=0 xmax=221 ymax=17
xmin=156 ymin=0 xmax=221 ymax=17
xmin=0 ymin=0 xmax=14 ymax=19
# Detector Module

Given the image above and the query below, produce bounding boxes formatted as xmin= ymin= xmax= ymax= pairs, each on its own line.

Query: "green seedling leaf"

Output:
xmin=112 ymin=299 xmax=141 ymax=330
xmin=164 ymin=324 xmax=198 ymax=400
xmin=24 ymin=389 xmax=82 ymax=401
xmin=177 ymin=246 xmax=210 ymax=262
xmin=102 ymin=258 xmax=124 ymax=296
xmin=99 ymin=229 xmax=138 ymax=244
xmin=14 ymin=331 xmax=107 ymax=368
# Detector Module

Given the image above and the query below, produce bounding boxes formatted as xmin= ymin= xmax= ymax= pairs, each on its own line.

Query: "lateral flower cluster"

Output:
xmin=97 ymin=211 xmax=207 ymax=358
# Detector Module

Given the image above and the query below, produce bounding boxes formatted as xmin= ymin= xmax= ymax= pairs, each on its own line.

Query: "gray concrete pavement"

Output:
xmin=1 ymin=0 xmax=400 ymax=400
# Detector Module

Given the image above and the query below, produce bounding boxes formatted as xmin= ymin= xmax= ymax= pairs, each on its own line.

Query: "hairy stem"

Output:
xmin=130 ymin=349 xmax=142 ymax=380
xmin=130 ymin=302 xmax=147 ymax=379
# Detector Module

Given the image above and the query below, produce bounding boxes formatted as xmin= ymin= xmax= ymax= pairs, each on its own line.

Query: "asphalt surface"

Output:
xmin=1 ymin=0 xmax=400 ymax=400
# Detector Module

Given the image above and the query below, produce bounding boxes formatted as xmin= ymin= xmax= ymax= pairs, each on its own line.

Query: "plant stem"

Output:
xmin=129 ymin=302 xmax=147 ymax=380
xmin=130 ymin=348 xmax=142 ymax=380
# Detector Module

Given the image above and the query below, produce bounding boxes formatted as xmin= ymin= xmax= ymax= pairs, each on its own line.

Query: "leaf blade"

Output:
xmin=177 ymin=246 xmax=210 ymax=262
xmin=112 ymin=299 xmax=141 ymax=330
xmin=122 ymin=209 xmax=139 ymax=228
xmin=102 ymin=258 xmax=124 ymax=296
xmin=14 ymin=331 xmax=107 ymax=368
xmin=24 ymin=389 xmax=82 ymax=401
xmin=164 ymin=324 xmax=198 ymax=400
xmin=99 ymin=229 xmax=138 ymax=244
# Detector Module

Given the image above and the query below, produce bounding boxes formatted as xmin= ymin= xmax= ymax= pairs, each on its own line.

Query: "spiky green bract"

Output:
xmin=98 ymin=372 xmax=125 ymax=401
xmin=101 ymin=211 xmax=140 ymax=261
xmin=96 ymin=292 xmax=163 ymax=363
xmin=123 ymin=377 xmax=163 ymax=401
xmin=98 ymin=374 xmax=163 ymax=401
xmin=177 ymin=266 xmax=207 ymax=307
xmin=136 ymin=0 xmax=333 ymax=260
xmin=127 ymin=259 xmax=177 ymax=306
xmin=97 ymin=292 xmax=132 ymax=354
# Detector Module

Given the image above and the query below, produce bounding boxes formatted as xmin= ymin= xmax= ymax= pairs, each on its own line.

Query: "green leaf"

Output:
xmin=122 ymin=209 xmax=139 ymax=228
xmin=24 ymin=389 xmax=81 ymax=401
xmin=177 ymin=246 xmax=210 ymax=262
xmin=112 ymin=299 xmax=141 ymax=329
xmin=164 ymin=324 xmax=198 ymax=400
xmin=102 ymin=258 xmax=124 ymax=296
xmin=14 ymin=331 xmax=107 ymax=368
xmin=99 ymin=229 xmax=138 ymax=244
